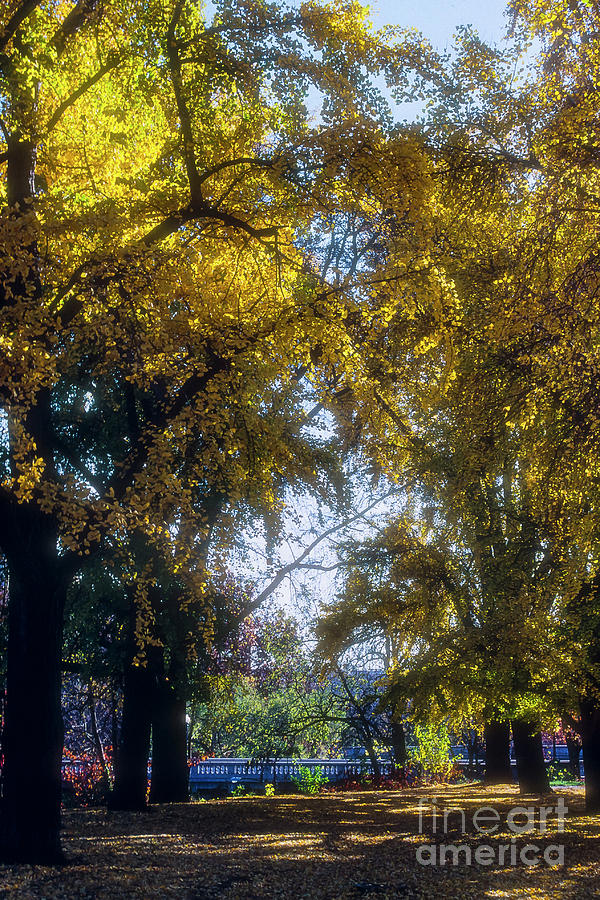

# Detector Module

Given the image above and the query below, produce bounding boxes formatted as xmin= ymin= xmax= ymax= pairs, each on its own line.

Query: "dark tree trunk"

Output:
xmin=565 ymin=733 xmax=582 ymax=780
xmin=109 ymin=660 xmax=154 ymax=810
xmin=484 ymin=720 xmax=512 ymax=783
xmin=0 ymin=513 xmax=66 ymax=864
xmin=110 ymin=685 xmax=119 ymax=764
xmin=511 ymin=719 xmax=551 ymax=794
xmin=149 ymin=653 xmax=189 ymax=804
xmin=0 ymin=132 xmax=68 ymax=864
xmin=472 ymin=733 xmax=482 ymax=775
xmin=390 ymin=718 xmax=406 ymax=772
xmin=467 ymin=737 xmax=475 ymax=773
xmin=187 ymin=707 xmax=195 ymax=760
xmin=580 ymin=695 xmax=600 ymax=813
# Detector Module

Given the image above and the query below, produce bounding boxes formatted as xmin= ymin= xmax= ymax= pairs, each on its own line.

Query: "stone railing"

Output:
xmin=188 ymin=757 xmax=393 ymax=784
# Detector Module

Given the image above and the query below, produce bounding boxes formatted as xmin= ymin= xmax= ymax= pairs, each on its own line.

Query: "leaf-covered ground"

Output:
xmin=1 ymin=784 xmax=599 ymax=898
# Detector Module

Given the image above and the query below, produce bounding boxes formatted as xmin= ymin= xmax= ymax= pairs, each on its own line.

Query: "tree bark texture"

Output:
xmin=484 ymin=720 xmax=512 ymax=784
xmin=0 ymin=511 xmax=66 ymax=863
xmin=511 ymin=719 xmax=550 ymax=794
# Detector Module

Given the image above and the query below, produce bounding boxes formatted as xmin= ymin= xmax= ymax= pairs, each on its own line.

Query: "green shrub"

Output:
xmin=291 ymin=765 xmax=329 ymax=795
xmin=547 ymin=762 xmax=580 ymax=784
xmin=408 ymin=723 xmax=454 ymax=782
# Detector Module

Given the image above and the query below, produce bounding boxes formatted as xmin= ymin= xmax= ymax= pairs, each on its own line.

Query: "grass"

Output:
xmin=0 ymin=783 xmax=599 ymax=898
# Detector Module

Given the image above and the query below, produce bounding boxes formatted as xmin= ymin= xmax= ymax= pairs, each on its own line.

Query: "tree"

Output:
xmin=312 ymin=0 xmax=600 ymax=806
xmin=412 ymin=0 xmax=600 ymax=808
xmin=316 ymin=420 xmax=560 ymax=795
xmin=0 ymin=0 xmax=434 ymax=861
xmin=61 ymin=674 xmax=114 ymax=798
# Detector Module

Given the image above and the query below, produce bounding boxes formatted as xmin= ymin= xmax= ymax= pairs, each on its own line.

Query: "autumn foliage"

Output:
xmin=1 ymin=0 xmax=600 ymax=873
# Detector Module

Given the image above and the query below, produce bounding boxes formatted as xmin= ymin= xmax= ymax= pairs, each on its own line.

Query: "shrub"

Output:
xmin=547 ymin=762 xmax=581 ymax=784
xmin=291 ymin=765 xmax=329 ymax=794
xmin=408 ymin=724 xmax=454 ymax=783
xmin=61 ymin=749 xmax=112 ymax=807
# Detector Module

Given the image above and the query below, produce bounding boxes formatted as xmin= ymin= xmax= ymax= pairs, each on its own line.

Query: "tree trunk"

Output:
xmin=511 ymin=718 xmax=550 ymax=794
xmin=87 ymin=680 xmax=112 ymax=792
xmin=467 ymin=736 xmax=475 ymax=774
xmin=484 ymin=720 xmax=512 ymax=783
xmin=110 ymin=685 xmax=119 ymax=764
xmin=0 ymin=513 xmax=66 ymax=864
xmin=580 ymin=695 xmax=600 ymax=813
xmin=473 ymin=733 xmax=483 ymax=775
xmin=187 ymin=706 xmax=195 ymax=760
xmin=390 ymin=718 xmax=406 ymax=772
xmin=149 ymin=654 xmax=189 ymax=804
xmin=0 ymin=133 xmax=66 ymax=864
xmin=363 ymin=733 xmax=381 ymax=780
xmin=564 ymin=731 xmax=582 ymax=780
xmin=109 ymin=660 xmax=154 ymax=810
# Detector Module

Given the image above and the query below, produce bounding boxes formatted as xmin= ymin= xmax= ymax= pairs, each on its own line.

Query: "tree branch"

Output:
xmin=50 ymin=0 xmax=98 ymax=56
xmin=52 ymin=433 xmax=105 ymax=495
xmin=196 ymin=156 xmax=276 ymax=188
xmin=52 ymin=199 xmax=278 ymax=327
xmin=248 ymin=490 xmax=398 ymax=612
xmin=166 ymin=0 xmax=202 ymax=200
xmin=0 ymin=0 xmax=41 ymax=52
xmin=47 ymin=53 xmax=122 ymax=132
xmin=107 ymin=352 xmax=231 ymax=500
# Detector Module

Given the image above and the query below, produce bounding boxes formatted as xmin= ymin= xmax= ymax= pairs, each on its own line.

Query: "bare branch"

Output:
xmin=295 ymin=562 xmax=342 ymax=572
xmin=248 ymin=490 xmax=398 ymax=612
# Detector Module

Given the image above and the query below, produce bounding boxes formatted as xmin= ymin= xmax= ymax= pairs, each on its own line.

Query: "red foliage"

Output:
xmin=61 ymin=747 xmax=113 ymax=807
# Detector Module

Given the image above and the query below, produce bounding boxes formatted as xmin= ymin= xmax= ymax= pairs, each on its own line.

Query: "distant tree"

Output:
xmin=191 ymin=611 xmax=339 ymax=762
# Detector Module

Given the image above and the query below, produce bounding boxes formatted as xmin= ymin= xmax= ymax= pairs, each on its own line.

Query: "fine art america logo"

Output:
xmin=416 ymin=797 xmax=566 ymax=867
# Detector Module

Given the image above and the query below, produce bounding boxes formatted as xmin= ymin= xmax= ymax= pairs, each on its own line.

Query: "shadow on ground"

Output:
xmin=0 ymin=784 xmax=598 ymax=898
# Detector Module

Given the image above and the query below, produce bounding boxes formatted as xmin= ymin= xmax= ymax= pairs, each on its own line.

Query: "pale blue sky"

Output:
xmin=205 ymin=1 xmax=511 ymax=51
xmin=205 ymin=0 xmax=511 ymax=47
xmin=370 ymin=0 xmax=510 ymax=48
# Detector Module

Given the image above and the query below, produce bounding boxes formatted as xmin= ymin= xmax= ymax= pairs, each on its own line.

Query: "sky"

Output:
xmin=369 ymin=0 xmax=510 ymax=48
